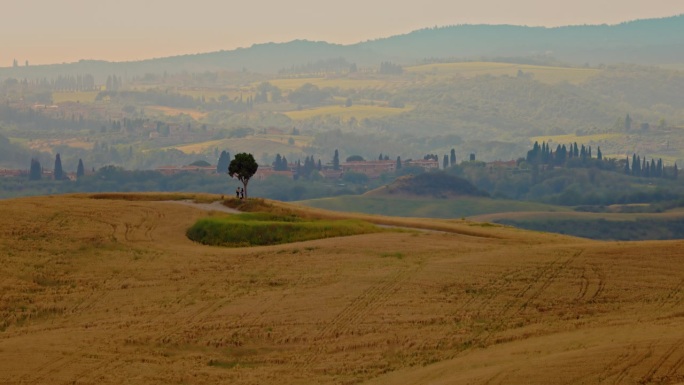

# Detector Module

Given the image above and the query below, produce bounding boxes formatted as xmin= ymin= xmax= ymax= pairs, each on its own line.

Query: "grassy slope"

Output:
xmin=298 ymin=195 xmax=570 ymax=218
xmin=1 ymin=193 xmax=682 ymax=385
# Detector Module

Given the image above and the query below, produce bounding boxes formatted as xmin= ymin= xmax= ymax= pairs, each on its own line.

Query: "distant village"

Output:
xmin=3 ymin=155 xmax=501 ymax=181
xmin=156 ymin=157 xmax=444 ymax=181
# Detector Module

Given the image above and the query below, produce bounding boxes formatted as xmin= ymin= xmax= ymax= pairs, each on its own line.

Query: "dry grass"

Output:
xmin=283 ymin=104 xmax=412 ymax=122
xmin=52 ymin=91 xmax=100 ymax=104
xmin=0 ymin=194 xmax=682 ymax=385
xmin=169 ymin=136 xmax=306 ymax=155
xmin=530 ymin=133 xmax=624 ymax=145
xmin=27 ymin=138 xmax=95 ymax=152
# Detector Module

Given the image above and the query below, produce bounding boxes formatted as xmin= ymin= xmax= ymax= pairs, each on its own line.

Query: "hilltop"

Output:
xmin=0 ymin=193 xmax=682 ymax=384
xmin=1 ymin=15 xmax=682 ymax=78
xmin=366 ymin=172 xmax=488 ymax=198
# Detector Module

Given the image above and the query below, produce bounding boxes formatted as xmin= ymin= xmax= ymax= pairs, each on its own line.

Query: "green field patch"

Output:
xmin=298 ymin=196 xmax=568 ymax=219
xmin=52 ymin=91 xmax=100 ymax=104
xmin=284 ymin=104 xmax=412 ymax=121
xmin=406 ymin=62 xmax=600 ymax=85
xmin=187 ymin=212 xmax=381 ymax=247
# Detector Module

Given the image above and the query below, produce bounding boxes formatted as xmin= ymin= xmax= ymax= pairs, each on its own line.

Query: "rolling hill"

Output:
xmin=1 ymin=193 xmax=682 ymax=384
xmin=0 ymin=16 xmax=682 ymax=79
xmin=364 ymin=172 xmax=488 ymax=198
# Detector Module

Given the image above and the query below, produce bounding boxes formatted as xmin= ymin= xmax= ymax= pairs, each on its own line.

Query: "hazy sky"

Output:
xmin=3 ymin=0 xmax=683 ymax=65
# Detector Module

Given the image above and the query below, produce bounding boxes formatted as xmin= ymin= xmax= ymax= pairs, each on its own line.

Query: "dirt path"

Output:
xmin=163 ymin=200 xmax=241 ymax=214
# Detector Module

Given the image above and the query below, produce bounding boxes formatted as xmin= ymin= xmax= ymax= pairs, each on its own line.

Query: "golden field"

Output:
xmin=283 ymin=104 xmax=412 ymax=122
xmin=0 ymin=194 xmax=682 ymax=385
xmin=169 ymin=135 xmax=309 ymax=155
xmin=52 ymin=91 xmax=100 ymax=104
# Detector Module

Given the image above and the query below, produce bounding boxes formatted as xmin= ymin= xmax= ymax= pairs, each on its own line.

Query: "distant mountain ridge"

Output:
xmin=1 ymin=15 xmax=682 ymax=79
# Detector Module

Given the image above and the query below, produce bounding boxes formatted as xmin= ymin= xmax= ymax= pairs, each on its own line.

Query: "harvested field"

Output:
xmin=0 ymin=194 xmax=682 ymax=384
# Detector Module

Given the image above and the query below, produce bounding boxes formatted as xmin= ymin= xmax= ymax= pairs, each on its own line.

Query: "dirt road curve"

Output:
xmin=164 ymin=200 xmax=241 ymax=214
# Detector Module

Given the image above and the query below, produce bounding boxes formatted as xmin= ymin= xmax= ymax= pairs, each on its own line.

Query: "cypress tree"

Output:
xmin=54 ymin=153 xmax=64 ymax=180
xmin=274 ymin=154 xmax=282 ymax=170
xmin=597 ymin=147 xmax=602 ymax=160
xmin=77 ymin=159 xmax=85 ymax=178
xmin=624 ymin=156 xmax=630 ymax=174
xmin=450 ymin=148 xmax=456 ymax=166
xmin=657 ymin=159 xmax=663 ymax=178
xmin=443 ymin=154 xmax=449 ymax=169
xmin=217 ymin=151 xmax=230 ymax=173
xmin=29 ymin=158 xmax=42 ymax=180
xmin=396 ymin=156 xmax=402 ymax=170
xmin=333 ymin=149 xmax=340 ymax=170
xmin=632 ymin=154 xmax=639 ymax=176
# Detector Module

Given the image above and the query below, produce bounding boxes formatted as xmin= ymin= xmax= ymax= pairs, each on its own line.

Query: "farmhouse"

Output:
xmin=155 ymin=165 xmax=217 ymax=176
xmin=404 ymin=158 xmax=440 ymax=170
xmin=341 ymin=160 xmax=396 ymax=178
xmin=254 ymin=166 xmax=293 ymax=181
xmin=0 ymin=169 xmax=26 ymax=178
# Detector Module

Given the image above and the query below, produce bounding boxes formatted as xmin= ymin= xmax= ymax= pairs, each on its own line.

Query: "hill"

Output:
xmin=0 ymin=16 xmax=682 ymax=79
xmin=365 ymin=172 xmax=488 ymax=198
xmin=1 ymin=193 xmax=682 ymax=384
xmin=299 ymin=195 xmax=568 ymax=218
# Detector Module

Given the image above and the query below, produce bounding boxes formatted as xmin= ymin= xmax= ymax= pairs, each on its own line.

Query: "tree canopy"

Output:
xmin=228 ymin=153 xmax=258 ymax=198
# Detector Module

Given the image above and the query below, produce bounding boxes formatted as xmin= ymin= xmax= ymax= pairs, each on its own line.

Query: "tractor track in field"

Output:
xmin=612 ymin=344 xmax=654 ymax=385
xmin=19 ymin=355 xmax=76 ymax=384
xmin=641 ymin=338 xmax=684 ymax=384
xmin=475 ymin=249 xmax=583 ymax=346
xmin=298 ymin=263 xmax=421 ymax=370
xmin=658 ymin=278 xmax=684 ymax=310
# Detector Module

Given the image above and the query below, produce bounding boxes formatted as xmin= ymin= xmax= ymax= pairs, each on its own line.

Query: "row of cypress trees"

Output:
xmin=29 ymin=154 xmax=85 ymax=181
xmin=526 ymin=141 xmax=677 ymax=179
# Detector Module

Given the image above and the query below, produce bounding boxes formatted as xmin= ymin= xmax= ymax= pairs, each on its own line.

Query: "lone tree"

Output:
xmin=228 ymin=153 xmax=258 ymax=198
